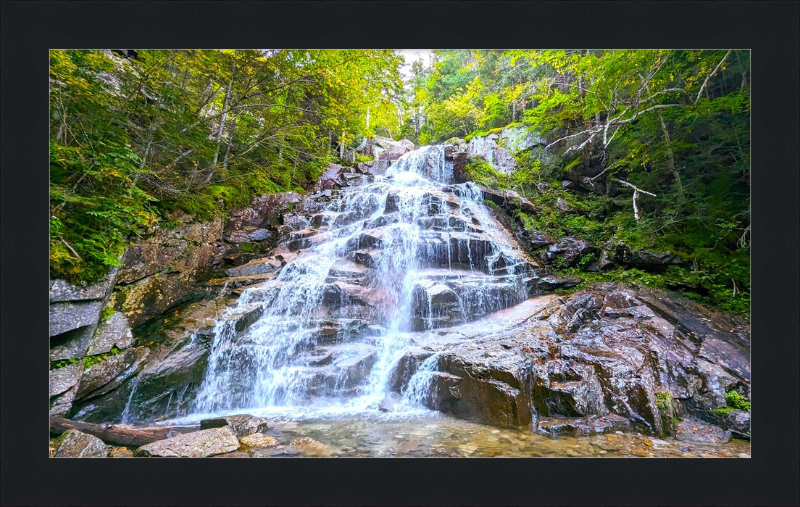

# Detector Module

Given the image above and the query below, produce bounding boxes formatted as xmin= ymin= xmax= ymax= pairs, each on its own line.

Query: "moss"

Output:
xmin=464 ymin=157 xmax=509 ymax=189
xmin=82 ymin=346 xmax=122 ymax=369
xmin=50 ymin=357 xmax=81 ymax=371
xmin=725 ymin=390 xmax=750 ymax=411
xmin=98 ymin=305 xmax=115 ymax=323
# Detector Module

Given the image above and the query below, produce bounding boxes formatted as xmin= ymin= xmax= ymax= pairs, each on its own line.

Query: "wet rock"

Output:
xmin=87 ymin=312 xmax=134 ymax=355
xmin=75 ymin=347 xmax=150 ymax=402
xmin=702 ymin=409 xmax=750 ymax=440
xmin=289 ymin=437 xmax=331 ymax=456
xmin=136 ymin=426 xmax=240 ymax=457
xmin=239 ymin=433 xmax=278 ymax=448
xmin=247 ymin=228 xmax=272 ymax=241
xmin=53 ymin=429 xmax=110 ymax=457
xmin=50 ymin=269 xmax=118 ymax=303
xmin=536 ymin=414 xmax=631 ymax=437
xmin=676 ymin=417 xmax=731 ymax=444
xmin=200 ymin=414 xmax=269 ymax=436
xmin=109 ymin=446 xmax=134 ymax=457
xmin=119 ymin=336 xmax=212 ymax=423
xmin=379 ymin=393 xmax=402 ymax=412
xmin=50 ymin=324 xmax=95 ymax=361
xmin=389 ymin=349 xmax=434 ymax=392
xmin=304 ymin=343 xmax=377 ymax=395
xmin=49 ymin=301 xmax=103 ymax=337
xmin=425 ymin=370 xmax=532 ymax=428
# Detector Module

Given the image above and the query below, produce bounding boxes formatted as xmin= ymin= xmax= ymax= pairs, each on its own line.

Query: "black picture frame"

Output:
xmin=2 ymin=1 xmax=798 ymax=506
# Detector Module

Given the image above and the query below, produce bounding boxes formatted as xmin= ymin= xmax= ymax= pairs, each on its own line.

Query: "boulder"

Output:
xmin=543 ymin=237 xmax=596 ymax=267
xmin=226 ymin=192 xmax=302 ymax=232
xmin=356 ymin=159 xmax=392 ymax=177
xmin=49 ymin=301 xmax=103 ymax=338
xmin=528 ymin=231 xmax=555 ymax=250
xmin=200 ymin=414 xmax=269 ymax=436
xmin=136 ymin=426 xmax=240 ymax=457
xmin=239 ymin=433 xmax=278 ymax=448
xmin=87 ymin=312 xmax=134 ymax=355
xmin=535 ymin=276 xmax=583 ymax=292
xmin=53 ymin=429 xmax=109 ymax=458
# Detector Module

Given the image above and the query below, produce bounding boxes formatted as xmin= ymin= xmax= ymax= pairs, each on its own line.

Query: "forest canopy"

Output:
xmin=50 ymin=49 xmax=749 ymax=312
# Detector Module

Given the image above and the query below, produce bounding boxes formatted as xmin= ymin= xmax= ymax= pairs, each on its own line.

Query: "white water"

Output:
xmin=188 ymin=145 xmax=536 ymax=421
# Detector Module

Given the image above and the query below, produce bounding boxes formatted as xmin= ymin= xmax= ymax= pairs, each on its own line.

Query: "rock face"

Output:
xmin=49 ymin=301 xmax=103 ymax=338
xmin=87 ymin=312 xmax=134 ymax=355
xmin=388 ymin=286 xmax=750 ymax=436
xmin=113 ymin=218 xmax=224 ymax=328
xmin=53 ymin=429 xmax=109 ymax=457
xmin=135 ymin=426 xmax=240 ymax=457
xmin=463 ymin=127 xmax=549 ymax=175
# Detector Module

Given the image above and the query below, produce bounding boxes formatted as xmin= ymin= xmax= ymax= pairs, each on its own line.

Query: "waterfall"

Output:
xmin=191 ymin=145 xmax=537 ymax=419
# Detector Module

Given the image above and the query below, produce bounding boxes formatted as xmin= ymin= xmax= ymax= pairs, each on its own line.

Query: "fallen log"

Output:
xmin=50 ymin=417 xmax=189 ymax=447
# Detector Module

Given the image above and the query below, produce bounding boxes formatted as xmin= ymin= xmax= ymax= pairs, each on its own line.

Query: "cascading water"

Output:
xmin=190 ymin=144 xmax=538 ymax=420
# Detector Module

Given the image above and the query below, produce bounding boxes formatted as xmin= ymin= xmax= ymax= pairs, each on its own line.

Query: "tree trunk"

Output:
xmin=50 ymin=417 xmax=188 ymax=447
xmin=657 ymin=110 xmax=684 ymax=205
xmin=212 ymin=65 xmax=236 ymax=168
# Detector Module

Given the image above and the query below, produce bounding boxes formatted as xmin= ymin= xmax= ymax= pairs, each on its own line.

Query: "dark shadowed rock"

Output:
xmin=200 ymin=414 xmax=269 ymax=436
xmin=536 ymin=276 xmax=583 ymax=291
xmin=53 ymin=429 xmax=110 ymax=457
xmin=528 ymin=231 xmax=555 ymax=250
xmin=543 ymin=237 xmax=596 ymax=267
xmin=136 ymin=426 xmax=240 ymax=457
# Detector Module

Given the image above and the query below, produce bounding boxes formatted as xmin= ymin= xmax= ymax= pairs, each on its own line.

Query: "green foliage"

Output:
xmin=50 ymin=50 xmax=402 ymax=283
xmin=50 ymin=357 xmax=81 ymax=371
xmin=725 ymin=391 xmax=750 ymax=411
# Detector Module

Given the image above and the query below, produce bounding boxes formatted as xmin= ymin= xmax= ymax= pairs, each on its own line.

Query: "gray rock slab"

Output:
xmin=136 ymin=426 xmax=240 ymax=457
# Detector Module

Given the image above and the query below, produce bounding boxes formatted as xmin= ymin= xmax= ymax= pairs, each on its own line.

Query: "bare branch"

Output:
xmin=58 ymin=237 xmax=82 ymax=259
xmin=695 ymin=50 xmax=731 ymax=104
